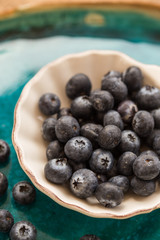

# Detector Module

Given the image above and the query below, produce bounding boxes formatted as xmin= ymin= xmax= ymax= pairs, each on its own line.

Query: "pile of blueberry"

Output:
xmin=39 ymin=66 xmax=160 ymax=209
xmin=0 ymin=140 xmax=37 ymax=239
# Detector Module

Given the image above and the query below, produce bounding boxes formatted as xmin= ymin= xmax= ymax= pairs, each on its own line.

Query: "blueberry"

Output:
xmin=80 ymin=234 xmax=101 ymax=240
xmin=71 ymin=96 xmax=93 ymax=119
xmin=42 ymin=117 xmax=57 ymax=142
xmin=70 ymin=169 xmax=98 ymax=198
xmin=57 ymin=108 xmax=72 ymax=119
xmin=46 ymin=140 xmax=65 ymax=161
xmin=98 ymin=125 xmax=121 ymax=150
xmin=118 ymin=130 xmax=140 ymax=154
xmin=151 ymin=108 xmax=160 ymax=129
xmin=117 ymin=152 xmax=137 ymax=176
xmin=122 ymin=66 xmax=143 ymax=92
xmin=39 ymin=93 xmax=61 ymax=116
xmin=0 ymin=140 xmax=10 ymax=163
xmin=108 ymin=175 xmax=129 ymax=193
xmin=136 ymin=85 xmax=160 ymax=110
xmin=0 ymin=210 xmax=14 ymax=233
xmin=133 ymin=154 xmax=160 ymax=180
xmin=0 ymin=172 xmax=8 ymax=196
xmin=104 ymin=70 xmax=122 ymax=79
xmin=95 ymin=182 xmax=123 ymax=208
xmin=90 ymin=90 xmax=114 ymax=112
xmin=96 ymin=174 xmax=108 ymax=184
xmin=101 ymin=76 xmax=128 ymax=103
xmin=80 ymin=123 xmax=103 ymax=145
xmin=55 ymin=116 xmax=80 ymax=143
xmin=10 ymin=221 xmax=37 ymax=240
xmin=64 ymin=137 xmax=92 ymax=163
xmin=68 ymin=159 xmax=87 ymax=172
xmin=117 ymin=100 xmax=138 ymax=123
xmin=131 ymin=176 xmax=156 ymax=196
xmin=44 ymin=158 xmax=72 ymax=184
xmin=146 ymin=129 xmax=160 ymax=147
xmin=140 ymin=150 xmax=158 ymax=157
xmin=66 ymin=73 xmax=92 ymax=99
xmin=89 ymin=149 xmax=114 ymax=174
xmin=153 ymin=136 xmax=160 ymax=156
xmin=132 ymin=111 xmax=154 ymax=137
xmin=103 ymin=110 xmax=124 ymax=130
xmin=12 ymin=181 xmax=36 ymax=205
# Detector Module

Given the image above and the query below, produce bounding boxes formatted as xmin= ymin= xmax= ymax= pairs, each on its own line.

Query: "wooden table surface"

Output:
xmin=0 ymin=0 xmax=160 ymax=18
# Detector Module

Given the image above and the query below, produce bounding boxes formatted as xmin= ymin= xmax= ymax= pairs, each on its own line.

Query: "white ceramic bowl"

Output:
xmin=12 ymin=50 xmax=160 ymax=219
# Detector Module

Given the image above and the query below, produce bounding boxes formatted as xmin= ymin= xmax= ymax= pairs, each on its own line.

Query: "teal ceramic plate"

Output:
xmin=1 ymin=6 xmax=160 ymax=240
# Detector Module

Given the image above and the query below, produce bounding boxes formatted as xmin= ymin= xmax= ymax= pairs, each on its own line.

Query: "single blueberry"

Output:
xmin=131 ymin=176 xmax=156 ymax=196
xmin=57 ymin=107 xmax=72 ymax=119
xmin=117 ymin=152 xmax=137 ymax=176
xmin=118 ymin=130 xmax=140 ymax=154
xmin=117 ymin=100 xmax=138 ymax=123
xmin=12 ymin=181 xmax=36 ymax=205
xmin=80 ymin=234 xmax=101 ymax=240
xmin=42 ymin=117 xmax=57 ymax=142
xmin=89 ymin=149 xmax=114 ymax=174
xmin=71 ymin=95 xmax=93 ymax=119
xmin=0 ymin=172 xmax=8 ymax=196
xmin=64 ymin=136 xmax=93 ymax=163
xmin=55 ymin=116 xmax=80 ymax=143
xmin=39 ymin=93 xmax=61 ymax=116
xmin=132 ymin=111 xmax=154 ymax=137
xmin=0 ymin=140 xmax=10 ymax=163
xmin=151 ymin=108 xmax=160 ymax=129
xmin=44 ymin=158 xmax=72 ymax=184
xmin=133 ymin=154 xmax=160 ymax=180
xmin=153 ymin=135 xmax=160 ymax=156
xmin=80 ymin=123 xmax=103 ymax=145
xmin=70 ymin=169 xmax=98 ymax=198
xmin=0 ymin=210 xmax=14 ymax=233
xmin=104 ymin=70 xmax=122 ymax=79
xmin=101 ymin=76 xmax=128 ymax=103
xmin=90 ymin=90 xmax=114 ymax=112
xmin=122 ymin=66 xmax=143 ymax=92
xmin=108 ymin=175 xmax=129 ymax=193
xmin=146 ymin=129 xmax=160 ymax=147
xmin=66 ymin=73 xmax=92 ymax=99
xmin=95 ymin=182 xmax=124 ymax=208
xmin=10 ymin=221 xmax=37 ymax=240
xmin=136 ymin=85 xmax=160 ymax=110
xmin=98 ymin=125 xmax=121 ymax=150
xmin=46 ymin=140 xmax=65 ymax=161
xmin=68 ymin=159 xmax=87 ymax=172
xmin=103 ymin=110 xmax=124 ymax=130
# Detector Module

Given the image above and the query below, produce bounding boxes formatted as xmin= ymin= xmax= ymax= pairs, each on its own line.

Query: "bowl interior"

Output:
xmin=13 ymin=50 xmax=160 ymax=218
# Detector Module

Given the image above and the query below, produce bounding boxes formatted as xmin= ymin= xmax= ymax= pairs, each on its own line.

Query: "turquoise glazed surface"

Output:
xmin=1 ymin=7 xmax=160 ymax=240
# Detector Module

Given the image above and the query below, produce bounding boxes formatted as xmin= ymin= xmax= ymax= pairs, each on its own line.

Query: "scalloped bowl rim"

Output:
xmin=12 ymin=50 xmax=160 ymax=219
